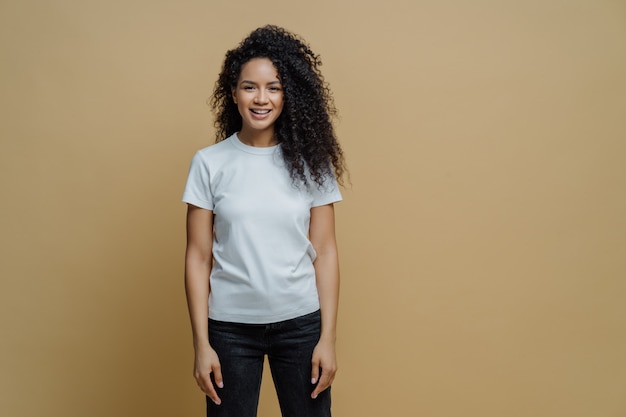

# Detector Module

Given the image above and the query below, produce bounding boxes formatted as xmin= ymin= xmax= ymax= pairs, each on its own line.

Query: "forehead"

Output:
xmin=238 ymin=57 xmax=280 ymax=82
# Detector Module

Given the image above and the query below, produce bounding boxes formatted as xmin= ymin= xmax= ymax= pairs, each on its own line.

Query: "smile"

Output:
xmin=250 ymin=109 xmax=271 ymax=114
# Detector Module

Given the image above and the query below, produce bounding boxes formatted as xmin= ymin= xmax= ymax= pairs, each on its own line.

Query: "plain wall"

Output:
xmin=1 ymin=0 xmax=625 ymax=416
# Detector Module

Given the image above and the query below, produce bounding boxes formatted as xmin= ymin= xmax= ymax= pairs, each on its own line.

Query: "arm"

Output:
xmin=309 ymin=203 xmax=340 ymax=399
xmin=184 ymin=204 xmax=223 ymax=405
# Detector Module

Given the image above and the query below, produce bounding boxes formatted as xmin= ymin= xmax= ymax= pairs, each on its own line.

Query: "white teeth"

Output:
xmin=251 ymin=109 xmax=270 ymax=114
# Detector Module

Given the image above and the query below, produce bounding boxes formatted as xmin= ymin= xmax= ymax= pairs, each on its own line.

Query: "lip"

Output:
xmin=249 ymin=109 xmax=272 ymax=119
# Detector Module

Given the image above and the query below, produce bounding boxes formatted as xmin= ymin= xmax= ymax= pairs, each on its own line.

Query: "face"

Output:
xmin=232 ymin=57 xmax=284 ymax=138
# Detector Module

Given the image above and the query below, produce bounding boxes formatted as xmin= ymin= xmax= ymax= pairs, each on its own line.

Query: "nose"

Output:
xmin=254 ymin=89 xmax=268 ymax=104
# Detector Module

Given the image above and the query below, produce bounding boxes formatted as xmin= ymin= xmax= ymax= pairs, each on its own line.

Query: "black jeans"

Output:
xmin=206 ymin=310 xmax=331 ymax=417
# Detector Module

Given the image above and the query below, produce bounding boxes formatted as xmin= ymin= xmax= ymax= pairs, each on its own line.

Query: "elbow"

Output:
xmin=185 ymin=246 xmax=213 ymax=268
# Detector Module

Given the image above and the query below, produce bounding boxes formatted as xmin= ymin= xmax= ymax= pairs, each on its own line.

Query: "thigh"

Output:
xmin=267 ymin=311 xmax=332 ymax=417
xmin=207 ymin=319 xmax=265 ymax=417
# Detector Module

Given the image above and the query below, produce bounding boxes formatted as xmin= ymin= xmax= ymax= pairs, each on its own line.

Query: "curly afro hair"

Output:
xmin=210 ymin=25 xmax=346 ymax=189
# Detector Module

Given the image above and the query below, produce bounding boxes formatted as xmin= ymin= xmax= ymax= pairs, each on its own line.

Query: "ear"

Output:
xmin=231 ymin=88 xmax=237 ymax=104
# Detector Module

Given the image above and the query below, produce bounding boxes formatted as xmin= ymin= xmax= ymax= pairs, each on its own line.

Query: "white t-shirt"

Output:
xmin=182 ymin=133 xmax=342 ymax=324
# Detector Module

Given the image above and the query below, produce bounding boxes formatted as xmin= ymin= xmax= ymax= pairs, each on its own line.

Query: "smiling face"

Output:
xmin=232 ymin=57 xmax=284 ymax=145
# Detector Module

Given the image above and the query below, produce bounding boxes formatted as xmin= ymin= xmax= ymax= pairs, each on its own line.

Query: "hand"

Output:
xmin=194 ymin=344 xmax=224 ymax=405
xmin=310 ymin=339 xmax=337 ymax=399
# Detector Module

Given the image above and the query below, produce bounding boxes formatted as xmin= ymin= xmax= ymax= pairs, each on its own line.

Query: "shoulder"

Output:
xmin=190 ymin=135 xmax=239 ymax=169
xmin=196 ymin=135 xmax=236 ymax=159
xmin=306 ymin=170 xmax=343 ymax=206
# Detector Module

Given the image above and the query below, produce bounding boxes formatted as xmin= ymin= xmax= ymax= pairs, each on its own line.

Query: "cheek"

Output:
xmin=274 ymin=100 xmax=284 ymax=116
xmin=237 ymin=102 xmax=247 ymax=118
xmin=276 ymin=95 xmax=285 ymax=110
xmin=233 ymin=97 xmax=245 ymax=118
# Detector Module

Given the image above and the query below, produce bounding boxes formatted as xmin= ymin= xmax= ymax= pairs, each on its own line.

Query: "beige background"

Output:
xmin=1 ymin=0 xmax=625 ymax=416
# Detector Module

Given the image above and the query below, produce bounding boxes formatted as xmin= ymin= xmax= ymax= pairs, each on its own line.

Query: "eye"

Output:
xmin=269 ymin=86 xmax=282 ymax=92
xmin=243 ymin=86 xmax=255 ymax=91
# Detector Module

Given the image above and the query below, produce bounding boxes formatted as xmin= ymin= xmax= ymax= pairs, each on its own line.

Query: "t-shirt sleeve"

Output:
xmin=311 ymin=174 xmax=343 ymax=207
xmin=182 ymin=151 xmax=213 ymax=210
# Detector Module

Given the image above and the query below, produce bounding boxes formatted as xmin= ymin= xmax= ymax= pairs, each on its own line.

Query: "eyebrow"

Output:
xmin=240 ymin=80 xmax=282 ymax=85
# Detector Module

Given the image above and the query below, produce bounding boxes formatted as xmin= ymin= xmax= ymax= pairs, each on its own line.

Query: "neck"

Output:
xmin=238 ymin=128 xmax=277 ymax=147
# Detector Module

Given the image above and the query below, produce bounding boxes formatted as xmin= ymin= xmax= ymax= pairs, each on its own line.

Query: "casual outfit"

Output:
xmin=182 ymin=133 xmax=341 ymax=416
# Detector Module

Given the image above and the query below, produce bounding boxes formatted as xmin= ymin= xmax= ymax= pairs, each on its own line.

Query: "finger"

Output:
xmin=212 ymin=364 xmax=224 ymax=389
xmin=310 ymin=359 xmax=320 ymax=385
xmin=198 ymin=372 xmax=222 ymax=405
xmin=311 ymin=367 xmax=335 ymax=399
xmin=204 ymin=380 xmax=222 ymax=405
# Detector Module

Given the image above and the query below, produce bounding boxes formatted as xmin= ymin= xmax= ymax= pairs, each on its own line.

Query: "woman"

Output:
xmin=182 ymin=25 xmax=346 ymax=417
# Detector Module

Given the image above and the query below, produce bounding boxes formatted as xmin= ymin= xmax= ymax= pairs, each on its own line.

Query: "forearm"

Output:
xmin=185 ymin=258 xmax=212 ymax=349
xmin=185 ymin=253 xmax=224 ymax=404
xmin=314 ymin=251 xmax=340 ymax=342
xmin=311 ymin=248 xmax=340 ymax=398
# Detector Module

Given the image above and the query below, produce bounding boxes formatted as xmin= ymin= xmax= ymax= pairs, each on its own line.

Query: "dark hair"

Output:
xmin=210 ymin=25 xmax=346 ymax=188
